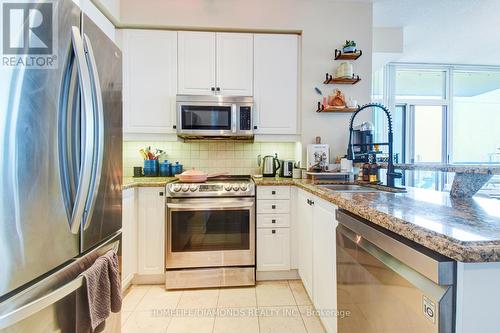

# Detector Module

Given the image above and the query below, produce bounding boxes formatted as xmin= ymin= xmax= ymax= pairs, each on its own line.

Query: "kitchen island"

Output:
xmin=254 ymin=176 xmax=500 ymax=333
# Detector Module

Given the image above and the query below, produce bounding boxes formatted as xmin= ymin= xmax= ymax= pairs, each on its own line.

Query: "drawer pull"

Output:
xmin=272 ymin=230 xmax=276 ymax=234
xmin=271 ymin=219 xmax=276 ymax=223
xmin=271 ymin=190 xmax=276 ymax=195
xmin=271 ymin=205 xmax=276 ymax=209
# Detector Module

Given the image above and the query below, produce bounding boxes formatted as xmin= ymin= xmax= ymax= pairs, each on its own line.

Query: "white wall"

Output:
xmin=373 ymin=0 xmax=500 ymax=66
xmin=119 ymin=0 xmax=373 ymax=161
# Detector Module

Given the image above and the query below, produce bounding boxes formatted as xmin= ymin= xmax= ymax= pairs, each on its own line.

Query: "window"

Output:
xmin=375 ymin=64 xmax=500 ymax=193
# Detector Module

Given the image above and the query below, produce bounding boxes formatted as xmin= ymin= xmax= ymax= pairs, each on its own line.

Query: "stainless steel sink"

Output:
xmin=318 ymin=184 xmax=380 ymax=192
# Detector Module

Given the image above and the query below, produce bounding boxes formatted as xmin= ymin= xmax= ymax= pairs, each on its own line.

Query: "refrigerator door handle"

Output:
xmin=82 ymin=33 xmax=104 ymax=230
xmin=0 ymin=276 xmax=84 ymax=329
xmin=68 ymin=26 xmax=95 ymax=234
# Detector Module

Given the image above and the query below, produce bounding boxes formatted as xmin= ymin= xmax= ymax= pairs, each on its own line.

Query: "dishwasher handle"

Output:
xmin=336 ymin=209 xmax=455 ymax=285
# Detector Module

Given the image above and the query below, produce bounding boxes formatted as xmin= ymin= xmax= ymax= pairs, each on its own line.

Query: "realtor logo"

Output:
xmin=1 ymin=0 xmax=57 ymax=68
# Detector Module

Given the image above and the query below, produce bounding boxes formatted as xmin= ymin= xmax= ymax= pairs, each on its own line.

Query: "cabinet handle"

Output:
xmin=271 ymin=219 xmax=276 ymax=223
xmin=216 ymin=87 xmax=221 ymax=91
xmin=272 ymin=230 xmax=276 ymax=234
xmin=254 ymin=125 xmax=258 ymax=130
xmin=172 ymin=125 xmax=176 ymax=129
xmin=211 ymin=87 xmax=215 ymax=91
xmin=159 ymin=192 xmax=164 ymax=196
xmin=306 ymin=199 xmax=310 ymax=205
xmin=271 ymin=190 xmax=276 ymax=195
xmin=271 ymin=205 xmax=276 ymax=209
xmin=310 ymin=200 xmax=314 ymax=206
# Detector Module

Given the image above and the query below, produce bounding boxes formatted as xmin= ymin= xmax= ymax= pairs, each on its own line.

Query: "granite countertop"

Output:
xmin=254 ymin=177 xmax=500 ymax=263
xmin=378 ymin=162 xmax=500 ymax=175
xmin=122 ymin=176 xmax=177 ymax=189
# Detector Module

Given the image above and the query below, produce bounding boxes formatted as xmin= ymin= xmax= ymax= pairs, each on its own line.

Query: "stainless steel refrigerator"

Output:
xmin=0 ymin=0 xmax=122 ymax=331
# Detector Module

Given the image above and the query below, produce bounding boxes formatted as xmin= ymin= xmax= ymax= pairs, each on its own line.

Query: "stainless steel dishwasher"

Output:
xmin=336 ymin=210 xmax=456 ymax=333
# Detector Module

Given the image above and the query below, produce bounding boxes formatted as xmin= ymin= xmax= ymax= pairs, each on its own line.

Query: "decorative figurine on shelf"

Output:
xmin=342 ymin=40 xmax=357 ymax=53
xmin=322 ymin=89 xmax=346 ymax=111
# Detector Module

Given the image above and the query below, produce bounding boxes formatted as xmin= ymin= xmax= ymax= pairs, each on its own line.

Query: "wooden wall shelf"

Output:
xmin=323 ymin=74 xmax=361 ymax=85
xmin=316 ymin=102 xmax=359 ymax=113
xmin=334 ymin=49 xmax=362 ymax=60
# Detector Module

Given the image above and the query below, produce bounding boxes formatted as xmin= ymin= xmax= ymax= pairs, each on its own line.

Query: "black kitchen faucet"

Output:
xmin=347 ymin=103 xmax=402 ymax=188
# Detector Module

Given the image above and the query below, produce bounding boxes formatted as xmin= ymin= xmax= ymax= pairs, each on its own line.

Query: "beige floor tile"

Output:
xmin=256 ymin=281 xmax=296 ymax=306
xmin=217 ymin=287 xmax=257 ymax=308
xmin=166 ymin=315 xmax=215 ymax=333
xmin=177 ymin=288 xmax=220 ymax=309
xmin=213 ymin=313 xmax=259 ymax=333
xmin=136 ymin=285 xmax=183 ymax=311
xmin=122 ymin=310 xmax=171 ymax=333
xmin=122 ymin=285 xmax=150 ymax=311
xmin=121 ymin=311 xmax=133 ymax=326
xmin=258 ymin=306 xmax=307 ymax=333
xmin=299 ymin=305 xmax=327 ymax=333
xmin=289 ymin=280 xmax=312 ymax=305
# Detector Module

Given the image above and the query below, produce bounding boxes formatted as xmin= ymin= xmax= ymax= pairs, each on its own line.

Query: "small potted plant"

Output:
xmin=342 ymin=40 xmax=357 ymax=53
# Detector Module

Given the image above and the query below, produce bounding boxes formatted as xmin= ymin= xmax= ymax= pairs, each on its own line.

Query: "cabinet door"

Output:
xmin=312 ymin=198 xmax=338 ymax=333
xmin=257 ymin=228 xmax=290 ymax=271
xmin=297 ymin=189 xmax=313 ymax=297
xmin=216 ymin=33 xmax=253 ymax=96
xmin=123 ymin=30 xmax=177 ymax=134
xmin=178 ymin=31 xmax=216 ymax=95
xmin=137 ymin=188 xmax=166 ymax=275
xmin=254 ymin=34 xmax=299 ymax=134
xmin=122 ymin=188 xmax=137 ymax=286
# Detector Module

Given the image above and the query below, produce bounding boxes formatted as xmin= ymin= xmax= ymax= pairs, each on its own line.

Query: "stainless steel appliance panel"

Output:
xmin=80 ymin=14 xmax=122 ymax=252
xmin=0 ymin=232 xmax=121 ymax=332
xmin=0 ymin=0 xmax=81 ymax=298
xmin=336 ymin=211 xmax=455 ymax=333
xmin=166 ymin=197 xmax=255 ymax=269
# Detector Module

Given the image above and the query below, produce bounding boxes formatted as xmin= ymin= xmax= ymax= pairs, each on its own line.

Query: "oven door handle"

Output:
xmin=167 ymin=202 xmax=254 ymax=210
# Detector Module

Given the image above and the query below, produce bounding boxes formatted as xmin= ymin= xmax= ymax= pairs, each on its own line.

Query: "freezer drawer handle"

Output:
xmin=0 ymin=276 xmax=84 ymax=329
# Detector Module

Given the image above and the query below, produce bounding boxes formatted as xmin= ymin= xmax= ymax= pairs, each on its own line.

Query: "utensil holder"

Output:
xmin=144 ymin=160 xmax=159 ymax=176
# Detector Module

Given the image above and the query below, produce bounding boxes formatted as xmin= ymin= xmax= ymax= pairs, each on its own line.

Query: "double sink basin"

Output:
xmin=318 ymin=184 xmax=380 ymax=193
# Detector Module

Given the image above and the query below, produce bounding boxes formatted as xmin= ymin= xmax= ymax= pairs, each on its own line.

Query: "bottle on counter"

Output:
xmin=362 ymin=159 xmax=371 ymax=182
xmin=370 ymin=157 xmax=379 ymax=183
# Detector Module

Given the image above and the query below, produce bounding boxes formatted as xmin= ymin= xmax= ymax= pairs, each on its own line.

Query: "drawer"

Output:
xmin=257 ymin=200 xmax=290 ymax=214
xmin=257 ymin=186 xmax=290 ymax=200
xmin=257 ymin=214 xmax=290 ymax=228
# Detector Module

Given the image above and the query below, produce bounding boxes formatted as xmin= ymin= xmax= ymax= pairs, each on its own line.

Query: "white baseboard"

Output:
xmin=257 ymin=269 xmax=300 ymax=281
xmin=132 ymin=273 xmax=165 ymax=285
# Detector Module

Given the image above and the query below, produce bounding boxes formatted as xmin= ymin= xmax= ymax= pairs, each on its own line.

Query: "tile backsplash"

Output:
xmin=123 ymin=141 xmax=301 ymax=177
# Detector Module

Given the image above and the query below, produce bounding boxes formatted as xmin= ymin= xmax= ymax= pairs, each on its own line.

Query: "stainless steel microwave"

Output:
xmin=176 ymin=95 xmax=254 ymax=139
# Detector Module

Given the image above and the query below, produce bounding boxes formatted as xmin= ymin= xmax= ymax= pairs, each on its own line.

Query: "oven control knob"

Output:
xmin=172 ymin=184 xmax=182 ymax=192
xmin=181 ymin=184 xmax=190 ymax=192
xmin=232 ymin=184 xmax=240 ymax=191
xmin=224 ymin=184 xmax=232 ymax=191
xmin=240 ymin=184 xmax=248 ymax=191
xmin=189 ymin=185 xmax=198 ymax=192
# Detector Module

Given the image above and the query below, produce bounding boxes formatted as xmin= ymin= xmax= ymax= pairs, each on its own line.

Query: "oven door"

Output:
xmin=177 ymin=102 xmax=237 ymax=136
xmin=166 ymin=197 xmax=255 ymax=269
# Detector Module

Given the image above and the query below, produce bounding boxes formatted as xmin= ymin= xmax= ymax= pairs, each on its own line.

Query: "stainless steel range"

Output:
xmin=165 ymin=176 xmax=255 ymax=289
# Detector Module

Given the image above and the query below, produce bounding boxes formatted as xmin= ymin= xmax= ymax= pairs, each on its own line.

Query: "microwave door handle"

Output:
xmin=232 ymin=104 xmax=237 ymax=133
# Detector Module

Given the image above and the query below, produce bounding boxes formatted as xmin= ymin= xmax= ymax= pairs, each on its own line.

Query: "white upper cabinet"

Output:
xmin=178 ymin=31 xmax=216 ymax=95
xmin=123 ymin=30 xmax=177 ymax=135
xmin=253 ymin=34 xmax=299 ymax=134
xmin=178 ymin=32 xmax=253 ymax=96
xmin=216 ymin=33 xmax=253 ymax=96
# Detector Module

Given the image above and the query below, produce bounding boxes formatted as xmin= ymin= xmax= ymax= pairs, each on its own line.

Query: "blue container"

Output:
xmin=159 ymin=160 xmax=172 ymax=177
xmin=170 ymin=162 xmax=183 ymax=176
xmin=143 ymin=160 xmax=159 ymax=176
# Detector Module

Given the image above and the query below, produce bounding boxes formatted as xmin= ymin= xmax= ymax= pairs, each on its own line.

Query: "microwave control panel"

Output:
xmin=240 ymin=106 xmax=252 ymax=131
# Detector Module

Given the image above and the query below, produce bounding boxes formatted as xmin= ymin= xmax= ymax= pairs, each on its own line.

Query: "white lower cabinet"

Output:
xmin=137 ymin=187 xmax=166 ymax=275
xmin=122 ymin=188 xmax=137 ymax=287
xmin=297 ymin=188 xmax=338 ymax=333
xmin=256 ymin=186 xmax=291 ymax=273
xmin=257 ymin=228 xmax=290 ymax=271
